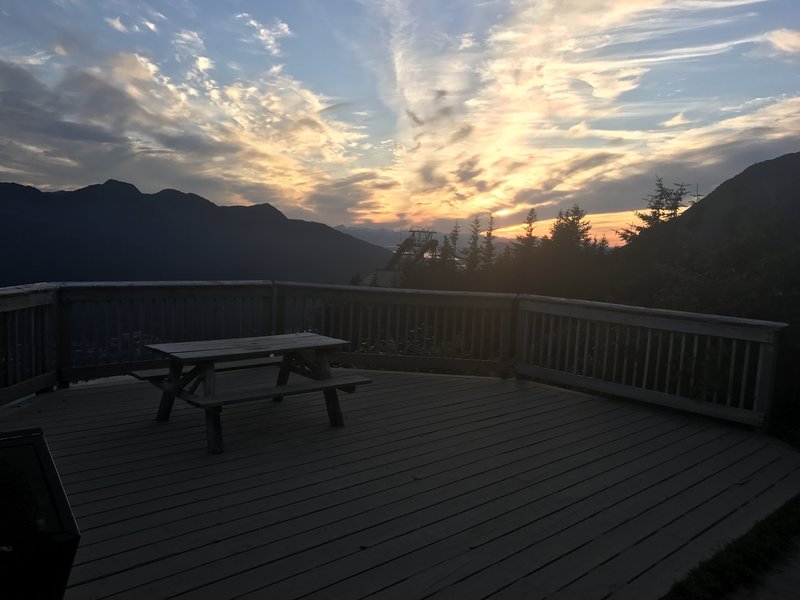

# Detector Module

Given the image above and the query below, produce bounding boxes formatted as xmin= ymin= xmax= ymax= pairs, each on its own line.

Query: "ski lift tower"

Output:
xmin=362 ymin=226 xmax=438 ymax=287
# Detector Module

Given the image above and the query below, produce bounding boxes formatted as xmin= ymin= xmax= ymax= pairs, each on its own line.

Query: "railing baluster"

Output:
xmin=621 ymin=326 xmax=630 ymax=385
xmin=664 ymin=332 xmax=674 ymax=394
xmin=712 ymin=337 xmax=721 ymax=403
xmin=726 ymin=339 xmax=737 ymax=406
xmin=689 ymin=335 xmax=699 ymax=397
xmin=642 ymin=329 xmax=652 ymax=390
xmin=739 ymin=341 xmax=751 ymax=409
xmin=654 ymin=330 xmax=663 ymax=392
xmin=584 ymin=320 xmax=593 ymax=377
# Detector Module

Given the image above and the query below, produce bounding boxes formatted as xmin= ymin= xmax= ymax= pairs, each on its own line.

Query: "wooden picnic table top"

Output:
xmin=145 ymin=332 xmax=348 ymax=363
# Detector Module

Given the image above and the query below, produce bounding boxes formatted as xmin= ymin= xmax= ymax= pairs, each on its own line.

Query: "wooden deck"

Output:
xmin=2 ymin=368 xmax=799 ymax=599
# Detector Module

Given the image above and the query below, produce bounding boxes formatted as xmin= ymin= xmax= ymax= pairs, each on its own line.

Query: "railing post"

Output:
xmin=37 ymin=298 xmax=60 ymax=394
xmin=270 ymin=281 xmax=284 ymax=335
xmin=501 ymin=295 xmax=520 ymax=378
xmin=56 ymin=288 xmax=71 ymax=389
xmin=753 ymin=332 xmax=779 ymax=432
xmin=0 ymin=310 xmax=7 ymax=390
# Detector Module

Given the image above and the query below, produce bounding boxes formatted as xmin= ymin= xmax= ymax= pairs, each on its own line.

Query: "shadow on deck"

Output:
xmin=2 ymin=368 xmax=799 ymax=599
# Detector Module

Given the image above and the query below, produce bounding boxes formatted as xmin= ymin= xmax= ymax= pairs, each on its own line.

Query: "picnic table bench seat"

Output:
xmin=177 ymin=374 xmax=372 ymax=408
xmin=180 ymin=373 xmax=371 ymax=453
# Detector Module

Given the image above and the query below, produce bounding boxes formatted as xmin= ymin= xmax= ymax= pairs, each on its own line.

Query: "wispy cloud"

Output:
xmin=104 ymin=17 xmax=128 ymax=33
xmin=236 ymin=13 xmax=292 ymax=56
xmin=661 ymin=111 xmax=693 ymax=127
xmin=762 ymin=28 xmax=800 ymax=53
xmin=173 ymin=29 xmax=205 ymax=56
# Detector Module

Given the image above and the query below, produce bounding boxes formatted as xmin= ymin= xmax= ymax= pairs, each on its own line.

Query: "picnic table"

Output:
xmin=138 ymin=333 xmax=371 ymax=453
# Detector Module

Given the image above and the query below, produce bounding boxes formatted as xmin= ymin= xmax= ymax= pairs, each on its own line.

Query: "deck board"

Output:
xmin=1 ymin=368 xmax=798 ymax=599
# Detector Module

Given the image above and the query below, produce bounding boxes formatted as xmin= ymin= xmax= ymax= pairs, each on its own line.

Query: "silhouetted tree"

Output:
xmin=462 ymin=216 xmax=482 ymax=275
xmin=481 ymin=214 xmax=496 ymax=269
xmin=617 ymin=177 xmax=688 ymax=242
xmin=545 ymin=204 xmax=592 ymax=250
xmin=439 ymin=232 xmax=455 ymax=265
xmin=512 ymin=207 xmax=538 ymax=261
xmin=536 ymin=204 xmax=603 ymax=298
xmin=448 ymin=222 xmax=460 ymax=257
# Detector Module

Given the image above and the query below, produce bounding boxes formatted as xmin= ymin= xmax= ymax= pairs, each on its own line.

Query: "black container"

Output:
xmin=0 ymin=428 xmax=80 ymax=599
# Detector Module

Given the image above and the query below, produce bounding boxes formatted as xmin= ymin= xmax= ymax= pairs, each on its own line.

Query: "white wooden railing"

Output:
xmin=515 ymin=296 xmax=783 ymax=426
xmin=0 ymin=281 xmax=786 ymax=427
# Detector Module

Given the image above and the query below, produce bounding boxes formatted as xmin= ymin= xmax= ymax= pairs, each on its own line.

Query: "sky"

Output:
xmin=1 ymin=0 xmax=799 ymax=243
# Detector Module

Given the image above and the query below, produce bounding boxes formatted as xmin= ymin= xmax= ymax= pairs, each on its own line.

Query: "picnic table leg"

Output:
xmin=205 ymin=406 xmax=224 ymax=453
xmin=273 ymin=353 xmax=292 ymax=402
xmin=156 ymin=360 xmax=181 ymax=421
xmin=202 ymin=364 xmax=216 ymax=396
xmin=316 ymin=350 xmax=344 ymax=426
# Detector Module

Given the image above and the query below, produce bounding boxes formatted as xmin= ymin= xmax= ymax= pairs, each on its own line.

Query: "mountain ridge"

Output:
xmin=0 ymin=179 xmax=391 ymax=286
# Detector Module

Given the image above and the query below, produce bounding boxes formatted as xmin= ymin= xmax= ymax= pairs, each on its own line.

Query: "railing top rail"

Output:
xmin=273 ymin=280 xmax=518 ymax=301
xmin=0 ymin=281 xmax=787 ymax=331
xmin=519 ymin=294 xmax=788 ymax=332
xmin=0 ymin=282 xmax=62 ymax=298
xmin=0 ymin=283 xmax=60 ymax=311
xmin=57 ymin=280 xmax=276 ymax=289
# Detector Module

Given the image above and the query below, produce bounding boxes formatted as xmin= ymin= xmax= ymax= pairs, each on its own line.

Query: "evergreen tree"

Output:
xmin=462 ymin=216 xmax=482 ymax=275
xmin=448 ymin=223 xmax=460 ymax=263
xmin=546 ymin=204 xmax=592 ymax=250
xmin=481 ymin=214 xmax=496 ymax=269
xmin=439 ymin=233 xmax=454 ymax=265
xmin=617 ymin=177 xmax=688 ymax=242
xmin=512 ymin=207 xmax=538 ymax=260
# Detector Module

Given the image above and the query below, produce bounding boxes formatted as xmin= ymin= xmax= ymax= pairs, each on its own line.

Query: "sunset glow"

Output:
xmin=1 ymin=0 xmax=798 ymax=241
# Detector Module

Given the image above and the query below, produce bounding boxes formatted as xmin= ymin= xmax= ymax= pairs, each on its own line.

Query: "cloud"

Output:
xmin=661 ymin=112 xmax=693 ymax=127
xmin=237 ymin=13 xmax=292 ymax=56
xmin=454 ymin=157 xmax=483 ymax=182
xmin=406 ymin=109 xmax=424 ymax=126
xmin=762 ymin=28 xmax=800 ymax=54
xmin=458 ymin=34 xmax=476 ymax=50
xmin=449 ymin=124 xmax=473 ymax=144
xmin=104 ymin=17 xmax=128 ymax=33
xmin=0 ymin=46 xmax=368 ymax=216
xmin=174 ymin=29 xmax=205 ymax=55
xmin=196 ymin=56 xmax=214 ymax=72
xmin=418 ymin=162 xmax=447 ymax=187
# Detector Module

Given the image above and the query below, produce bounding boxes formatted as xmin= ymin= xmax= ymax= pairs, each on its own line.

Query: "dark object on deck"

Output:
xmin=0 ymin=428 xmax=80 ymax=599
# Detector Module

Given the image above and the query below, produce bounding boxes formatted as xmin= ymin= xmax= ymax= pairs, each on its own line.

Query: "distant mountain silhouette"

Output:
xmin=0 ymin=179 xmax=392 ymax=286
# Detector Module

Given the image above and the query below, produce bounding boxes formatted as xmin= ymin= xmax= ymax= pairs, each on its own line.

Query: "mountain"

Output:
xmin=669 ymin=150 xmax=800 ymax=243
xmin=334 ymin=225 xmax=408 ymax=251
xmin=615 ymin=151 xmax=800 ymax=317
xmin=0 ymin=180 xmax=392 ymax=286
